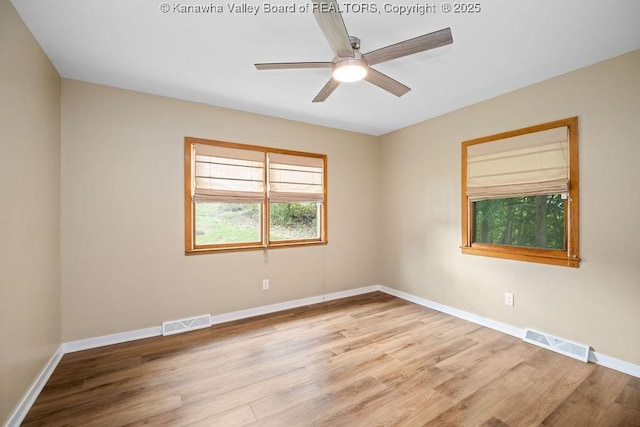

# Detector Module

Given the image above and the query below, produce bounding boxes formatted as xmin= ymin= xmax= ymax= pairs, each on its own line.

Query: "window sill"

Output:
xmin=186 ymin=240 xmax=327 ymax=255
xmin=461 ymin=245 xmax=580 ymax=268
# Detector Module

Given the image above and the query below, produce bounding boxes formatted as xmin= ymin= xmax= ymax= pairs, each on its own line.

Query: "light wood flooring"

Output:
xmin=23 ymin=292 xmax=640 ymax=426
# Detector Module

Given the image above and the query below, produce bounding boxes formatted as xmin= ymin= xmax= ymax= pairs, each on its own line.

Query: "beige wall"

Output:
xmin=0 ymin=0 xmax=61 ymax=423
xmin=60 ymin=80 xmax=380 ymax=341
xmin=380 ymin=50 xmax=640 ymax=365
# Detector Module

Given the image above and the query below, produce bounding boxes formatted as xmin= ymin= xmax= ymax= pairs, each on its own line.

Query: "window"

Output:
xmin=185 ymin=138 xmax=327 ymax=254
xmin=461 ymin=117 xmax=579 ymax=267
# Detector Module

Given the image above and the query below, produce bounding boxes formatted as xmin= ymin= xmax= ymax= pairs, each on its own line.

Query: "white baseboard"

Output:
xmin=64 ymin=285 xmax=378 ymax=352
xmin=211 ymin=285 xmax=378 ymax=325
xmin=8 ymin=284 xmax=639 ymax=426
xmin=5 ymin=344 xmax=65 ymax=427
xmin=63 ymin=326 xmax=162 ymax=354
xmin=378 ymin=285 xmax=525 ymax=338
xmin=378 ymin=284 xmax=640 ymax=379
xmin=589 ymin=351 xmax=640 ymax=378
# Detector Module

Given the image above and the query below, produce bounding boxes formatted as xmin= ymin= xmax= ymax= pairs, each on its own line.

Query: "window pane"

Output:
xmin=269 ymin=202 xmax=319 ymax=241
xmin=473 ymin=195 xmax=565 ymax=250
xmin=195 ymin=202 xmax=260 ymax=245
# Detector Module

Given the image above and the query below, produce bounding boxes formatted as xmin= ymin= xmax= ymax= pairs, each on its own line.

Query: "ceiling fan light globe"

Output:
xmin=333 ymin=61 xmax=367 ymax=82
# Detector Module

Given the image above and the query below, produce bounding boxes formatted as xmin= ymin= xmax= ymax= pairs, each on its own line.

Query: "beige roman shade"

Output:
xmin=466 ymin=126 xmax=569 ymax=201
xmin=268 ymin=153 xmax=325 ymax=203
xmin=193 ymin=144 xmax=265 ymax=202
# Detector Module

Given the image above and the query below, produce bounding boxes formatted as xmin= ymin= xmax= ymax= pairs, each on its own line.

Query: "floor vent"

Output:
xmin=523 ymin=328 xmax=589 ymax=362
xmin=162 ymin=314 xmax=211 ymax=336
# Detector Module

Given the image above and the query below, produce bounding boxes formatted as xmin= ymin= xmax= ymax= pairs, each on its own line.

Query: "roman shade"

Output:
xmin=268 ymin=153 xmax=325 ymax=203
xmin=466 ymin=126 xmax=569 ymax=201
xmin=193 ymin=144 xmax=265 ymax=202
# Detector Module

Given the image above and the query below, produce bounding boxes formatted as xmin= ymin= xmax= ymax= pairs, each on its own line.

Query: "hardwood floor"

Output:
xmin=23 ymin=292 xmax=640 ymax=426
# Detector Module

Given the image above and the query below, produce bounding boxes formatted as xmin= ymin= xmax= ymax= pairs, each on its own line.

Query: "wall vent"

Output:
xmin=162 ymin=314 xmax=211 ymax=336
xmin=523 ymin=328 xmax=589 ymax=362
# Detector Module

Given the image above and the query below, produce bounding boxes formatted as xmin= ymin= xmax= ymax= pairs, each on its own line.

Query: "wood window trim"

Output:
xmin=461 ymin=117 xmax=580 ymax=268
xmin=184 ymin=137 xmax=328 ymax=255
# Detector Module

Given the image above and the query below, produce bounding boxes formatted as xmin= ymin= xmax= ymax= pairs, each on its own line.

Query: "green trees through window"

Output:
xmin=473 ymin=195 xmax=565 ymax=250
xmin=269 ymin=202 xmax=319 ymax=241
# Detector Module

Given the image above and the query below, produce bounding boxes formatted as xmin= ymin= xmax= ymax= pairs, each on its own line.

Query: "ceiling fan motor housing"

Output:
xmin=332 ymin=51 xmax=368 ymax=82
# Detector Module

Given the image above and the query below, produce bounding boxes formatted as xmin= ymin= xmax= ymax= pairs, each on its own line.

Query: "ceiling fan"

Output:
xmin=254 ymin=0 xmax=453 ymax=102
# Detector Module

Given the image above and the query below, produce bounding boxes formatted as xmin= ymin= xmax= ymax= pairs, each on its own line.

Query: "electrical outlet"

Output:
xmin=504 ymin=292 xmax=514 ymax=306
xmin=262 ymin=279 xmax=269 ymax=290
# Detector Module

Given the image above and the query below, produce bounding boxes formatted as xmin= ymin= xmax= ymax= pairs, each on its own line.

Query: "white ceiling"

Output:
xmin=11 ymin=0 xmax=640 ymax=135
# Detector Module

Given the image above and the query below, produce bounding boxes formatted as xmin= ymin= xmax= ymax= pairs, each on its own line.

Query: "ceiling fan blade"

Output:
xmin=363 ymin=28 xmax=453 ymax=66
xmin=312 ymin=78 xmax=340 ymax=102
xmin=364 ymin=68 xmax=410 ymax=97
xmin=255 ymin=62 xmax=332 ymax=70
xmin=312 ymin=0 xmax=354 ymax=58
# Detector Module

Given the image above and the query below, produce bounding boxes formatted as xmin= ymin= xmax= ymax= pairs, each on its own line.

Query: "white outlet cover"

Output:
xmin=505 ymin=292 xmax=514 ymax=306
